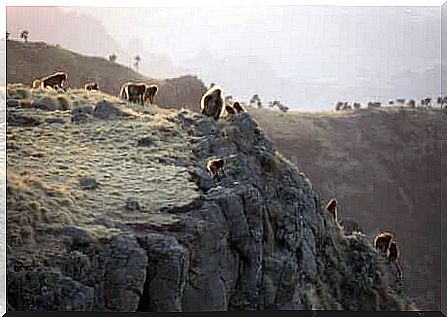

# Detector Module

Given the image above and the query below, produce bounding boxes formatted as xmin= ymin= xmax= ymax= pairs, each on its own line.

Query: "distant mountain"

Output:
xmin=181 ymin=50 xmax=300 ymax=107
xmin=6 ymin=6 xmax=186 ymax=78
xmin=181 ymin=47 xmax=441 ymax=111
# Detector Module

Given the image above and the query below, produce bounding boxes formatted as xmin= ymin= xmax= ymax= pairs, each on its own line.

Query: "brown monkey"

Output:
xmin=225 ymin=104 xmax=236 ymax=115
xmin=206 ymin=158 xmax=226 ymax=180
xmin=232 ymin=101 xmax=246 ymax=113
xmin=84 ymin=82 xmax=99 ymax=92
xmin=144 ymin=84 xmax=158 ymax=105
xmin=200 ymin=85 xmax=225 ymax=121
xmin=40 ymin=72 xmax=68 ymax=90
xmin=374 ymin=232 xmax=394 ymax=254
xmin=120 ymin=82 xmax=146 ymax=105
xmin=325 ymin=198 xmax=338 ymax=223
xmin=388 ymin=240 xmax=403 ymax=280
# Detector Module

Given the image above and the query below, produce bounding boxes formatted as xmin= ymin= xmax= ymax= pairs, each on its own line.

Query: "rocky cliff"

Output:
xmin=6 ymin=85 xmax=416 ymax=311
xmin=250 ymin=107 xmax=445 ymax=310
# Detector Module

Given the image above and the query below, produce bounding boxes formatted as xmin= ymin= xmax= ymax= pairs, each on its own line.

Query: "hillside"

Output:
xmin=6 ymin=40 xmax=207 ymax=112
xmin=6 ymin=7 xmax=187 ymax=78
xmin=251 ymin=107 xmax=446 ymax=310
xmin=5 ymin=85 xmax=416 ymax=311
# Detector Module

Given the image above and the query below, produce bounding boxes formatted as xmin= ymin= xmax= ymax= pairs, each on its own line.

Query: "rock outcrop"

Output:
xmin=6 ymin=87 xmax=416 ymax=311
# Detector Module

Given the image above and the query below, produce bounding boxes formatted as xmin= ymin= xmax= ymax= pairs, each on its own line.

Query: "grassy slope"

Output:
xmin=6 ymin=40 xmax=207 ymax=111
xmin=251 ymin=107 xmax=446 ymax=310
xmin=7 ymin=85 xmax=200 ymax=269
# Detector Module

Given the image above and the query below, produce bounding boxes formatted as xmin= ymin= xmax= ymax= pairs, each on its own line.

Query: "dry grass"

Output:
xmin=7 ymin=85 xmax=201 ymax=269
xmin=6 ymin=40 xmax=207 ymax=110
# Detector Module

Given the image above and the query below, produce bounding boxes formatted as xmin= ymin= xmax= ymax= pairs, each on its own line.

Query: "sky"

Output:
xmin=4 ymin=5 xmax=444 ymax=110
xmin=62 ymin=6 xmax=442 ymax=110
xmin=65 ymin=6 xmax=439 ymax=72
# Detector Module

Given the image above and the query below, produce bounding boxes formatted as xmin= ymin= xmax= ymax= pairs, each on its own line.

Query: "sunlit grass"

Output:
xmin=7 ymin=85 xmax=200 ymax=265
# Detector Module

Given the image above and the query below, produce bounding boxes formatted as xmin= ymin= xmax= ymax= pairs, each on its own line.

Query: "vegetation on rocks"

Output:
xmin=6 ymin=86 xmax=417 ymax=311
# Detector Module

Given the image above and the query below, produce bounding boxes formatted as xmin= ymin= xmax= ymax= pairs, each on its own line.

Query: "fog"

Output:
xmin=7 ymin=6 xmax=443 ymax=110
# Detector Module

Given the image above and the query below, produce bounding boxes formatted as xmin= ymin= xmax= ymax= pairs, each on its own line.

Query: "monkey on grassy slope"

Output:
xmin=39 ymin=72 xmax=68 ymax=90
xmin=120 ymin=82 xmax=146 ymax=105
xmin=144 ymin=84 xmax=158 ymax=105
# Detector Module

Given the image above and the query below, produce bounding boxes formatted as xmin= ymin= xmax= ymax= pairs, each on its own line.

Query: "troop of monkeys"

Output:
xmin=200 ymin=83 xmax=246 ymax=121
xmin=31 ymin=71 xmax=159 ymax=106
xmin=325 ymin=198 xmax=403 ymax=280
xmin=31 ymin=73 xmax=253 ymax=118
xmin=202 ymin=84 xmax=247 ymax=181
xmin=32 ymin=73 xmax=242 ymax=182
xmin=34 ymin=73 xmax=405 ymax=281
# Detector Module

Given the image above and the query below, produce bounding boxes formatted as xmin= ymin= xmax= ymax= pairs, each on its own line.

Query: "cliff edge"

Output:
xmin=6 ymin=85 xmax=415 ymax=311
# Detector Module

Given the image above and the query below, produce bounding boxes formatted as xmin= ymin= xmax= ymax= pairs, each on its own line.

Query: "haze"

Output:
xmin=6 ymin=6 xmax=443 ymax=110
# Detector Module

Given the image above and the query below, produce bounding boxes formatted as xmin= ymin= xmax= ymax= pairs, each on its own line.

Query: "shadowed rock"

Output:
xmin=7 ymin=99 xmax=19 ymax=108
xmin=7 ymin=271 xmax=94 ymax=311
xmin=79 ymin=177 xmax=98 ymax=190
xmin=93 ymin=100 xmax=128 ymax=119
xmin=7 ymin=113 xmax=41 ymax=127
xmin=64 ymin=225 xmax=93 ymax=247
xmin=137 ymin=137 xmax=155 ymax=147
xmin=126 ymin=198 xmax=141 ymax=211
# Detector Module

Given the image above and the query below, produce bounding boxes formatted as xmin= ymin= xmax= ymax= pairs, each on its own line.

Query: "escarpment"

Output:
xmin=6 ymin=87 xmax=416 ymax=311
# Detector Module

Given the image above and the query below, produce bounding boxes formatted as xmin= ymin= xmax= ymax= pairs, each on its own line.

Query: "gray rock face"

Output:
xmin=137 ymin=234 xmax=190 ymax=312
xmin=7 ymin=110 xmax=415 ymax=311
xmin=64 ymin=225 xmax=93 ymax=247
xmin=99 ymin=235 xmax=148 ymax=311
xmin=7 ymin=271 xmax=94 ymax=311
xmin=59 ymin=234 xmax=148 ymax=312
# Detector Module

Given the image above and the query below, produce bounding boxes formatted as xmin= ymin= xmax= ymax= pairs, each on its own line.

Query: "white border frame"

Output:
xmin=0 ymin=1 xmax=445 ymax=315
